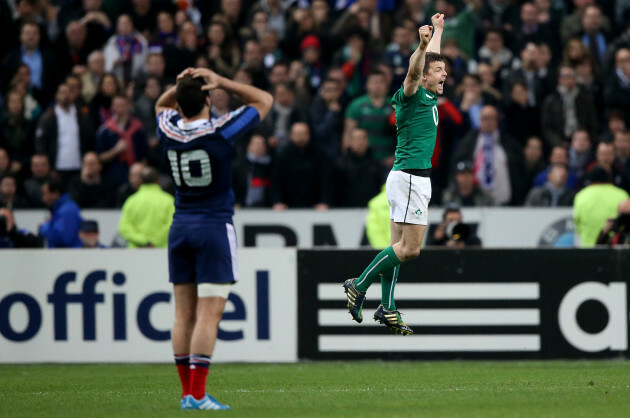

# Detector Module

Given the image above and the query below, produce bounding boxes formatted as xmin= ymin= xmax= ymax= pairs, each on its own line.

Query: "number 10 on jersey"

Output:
xmin=167 ymin=149 xmax=213 ymax=187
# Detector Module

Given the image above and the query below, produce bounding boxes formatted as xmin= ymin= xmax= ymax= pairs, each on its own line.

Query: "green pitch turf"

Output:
xmin=1 ymin=361 xmax=629 ymax=417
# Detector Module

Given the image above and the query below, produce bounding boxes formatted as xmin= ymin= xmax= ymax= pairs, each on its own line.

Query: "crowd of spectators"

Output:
xmin=2 ymin=0 xmax=630 ymax=223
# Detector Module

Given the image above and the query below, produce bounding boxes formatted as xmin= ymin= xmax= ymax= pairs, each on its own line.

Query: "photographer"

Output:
xmin=0 ymin=208 xmax=44 ymax=248
xmin=596 ymin=199 xmax=630 ymax=246
xmin=427 ymin=204 xmax=482 ymax=248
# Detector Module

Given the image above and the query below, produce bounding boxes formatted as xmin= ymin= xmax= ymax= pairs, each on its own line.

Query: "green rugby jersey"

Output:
xmin=391 ymin=84 xmax=438 ymax=170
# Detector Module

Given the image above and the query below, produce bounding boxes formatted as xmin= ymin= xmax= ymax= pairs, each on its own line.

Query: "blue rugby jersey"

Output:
xmin=157 ymin=106 xmax=260 ymax=222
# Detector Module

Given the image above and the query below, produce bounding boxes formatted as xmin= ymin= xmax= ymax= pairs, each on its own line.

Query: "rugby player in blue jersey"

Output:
xmin=155 ymin=67 xmax=272 ymax=410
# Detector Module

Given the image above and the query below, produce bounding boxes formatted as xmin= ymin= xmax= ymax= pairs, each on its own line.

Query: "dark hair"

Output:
xmin=176 ymin=75 xmax=208 ymax=118
xmin=484 ymin=27 xmax=503 ymax=39
xmin=43 ymin=178 xmax=64 ymax=194
xmin=423 ymin=52 xmax=446 ymax=75
xmin=463 ymin=73 xmax=482 ymax=85
xmin=442 ymin=204 xmax=461 ymax=221
xmin=141 ymin=166 xmax=160 ymax=184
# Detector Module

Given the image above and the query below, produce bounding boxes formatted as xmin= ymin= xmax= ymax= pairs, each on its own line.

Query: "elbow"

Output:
xmin=258 ymin=92 xmax=274 ymax=120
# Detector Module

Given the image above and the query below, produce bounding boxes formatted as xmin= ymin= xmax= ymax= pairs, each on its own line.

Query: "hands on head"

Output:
xmin=176 ymin=67 xmax=223 ymax=91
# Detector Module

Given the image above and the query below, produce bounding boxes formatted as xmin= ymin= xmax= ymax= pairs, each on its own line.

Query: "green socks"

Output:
xmin=381 ymin=265 xmax=399 ymax=310
xmin=354 ymin=246 xmax=401 ymax=292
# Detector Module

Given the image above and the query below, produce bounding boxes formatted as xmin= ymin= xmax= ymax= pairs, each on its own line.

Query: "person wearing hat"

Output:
xmin=79 ymin=219 xmax=107 ymax=248
xmin=300 ymin=34 xmax=324 ymax=93
xmin=441 ymin=160 xmax=495 ymax=207
xmin=574 ymin=166 xmax=629 ymax=247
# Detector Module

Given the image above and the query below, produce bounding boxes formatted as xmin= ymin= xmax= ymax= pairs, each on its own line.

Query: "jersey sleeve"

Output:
xmin=156 ymin=109 xmax=180 ymax=142
xmin=217 ymin=106 xmax=260 ymax=144
xmin=392 ymin=84 xmax=418 ymax=106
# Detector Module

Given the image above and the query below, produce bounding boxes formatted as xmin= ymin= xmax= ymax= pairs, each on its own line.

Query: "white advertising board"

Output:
xmin=0 ymin=249 xmax=297 ymax=363
xmin=14 ymin=207 xmax=575 ymax=249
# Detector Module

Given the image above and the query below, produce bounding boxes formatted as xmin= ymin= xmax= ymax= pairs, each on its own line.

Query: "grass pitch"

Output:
xmin=1 ymin=361 xmax=629 ymax=417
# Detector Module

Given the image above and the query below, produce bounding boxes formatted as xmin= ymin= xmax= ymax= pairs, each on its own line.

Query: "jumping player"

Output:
xmin=343 ymin=14 xmax=446 ymax=335
xmin=156 ymin=68 xmax=272 ymax=410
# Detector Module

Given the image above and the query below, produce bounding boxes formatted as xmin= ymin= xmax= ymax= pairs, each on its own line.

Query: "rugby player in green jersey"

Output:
xmin=344 ymin=14 xmax=447 ymax=335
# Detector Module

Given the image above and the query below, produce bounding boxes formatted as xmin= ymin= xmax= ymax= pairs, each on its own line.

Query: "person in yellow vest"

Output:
xmin=365 ymin=184 xmax=390 ymax=249
xmin=119 ymin=166 xmax=174 ymax=247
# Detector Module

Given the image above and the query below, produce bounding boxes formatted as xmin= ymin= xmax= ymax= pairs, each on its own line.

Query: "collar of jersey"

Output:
xmin=177 ymin=118 xmax=209 ymax=130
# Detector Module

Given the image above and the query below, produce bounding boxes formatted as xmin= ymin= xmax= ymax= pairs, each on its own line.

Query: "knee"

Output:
xmin=175 ymin=307 xmax=196 ymax=325
xmin=398 ymin=245 xmax=421 ymax=261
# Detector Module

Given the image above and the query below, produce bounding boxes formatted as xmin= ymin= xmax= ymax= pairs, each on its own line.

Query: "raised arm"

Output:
xmin=427 ymin=13 xmax=445 ymax=54
xmin=403 ymin=25 xmax=433 ymax=97
xmin=193 ymin=68 xmax=274 ymax=120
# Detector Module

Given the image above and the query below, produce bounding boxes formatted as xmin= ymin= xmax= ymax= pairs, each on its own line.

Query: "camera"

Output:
xmin=445 ymin=222 xmax=471 ymax=242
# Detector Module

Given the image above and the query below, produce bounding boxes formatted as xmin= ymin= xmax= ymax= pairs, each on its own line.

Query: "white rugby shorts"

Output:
xmin=386 ymin=170 xmax=431 ymax=225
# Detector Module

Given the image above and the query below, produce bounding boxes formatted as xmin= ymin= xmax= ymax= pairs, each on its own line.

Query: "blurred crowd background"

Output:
xmin=1 ymin=0 xmax=630 ymax=222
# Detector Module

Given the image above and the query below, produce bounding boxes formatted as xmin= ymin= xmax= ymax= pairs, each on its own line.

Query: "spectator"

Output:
xmin=0 ymin=175 xmax=28 ymax=209
xmin=68 ymin=151 xmax=114 ymax=208
xmin=435 ymin=0 xmax=479 ymax=59
xmin=442 ymin=160 xmax=495 ymax=207
xmin=614 ymin=130 xmax=630 ymax=178
xmin=8 ymin=63 xmax=43 ymax=121
xmin=534 ymin=145 xmax=579 ymax=190
xmin=523 ymin=136 xmax=547 ymax=192
xmin=0 ymin=89 xmax=34 ymax=170
xmin=206 ymin=19 xmax=240 ymax=77
xmin=568 ymin=129 xmax=594 ymax=179
xmin=23 ymin=154 xmax=50 ymax=207
xmin=0 ymin=149 xmax=9 ymax=178
xmin=241 ymin=40 xmax=269 ymax=90
xmin=584 ymin=141 xmax=630 ymax=192
xmin=513 ymin=2 xmax=556 ymax=53
xmin=596 ymin=199 xmax=630 ymax=246
xmin=598 ymin=110 xmax=627 ymax=144
xmin=561 ymin=0 xmax=611 ymax=44
xmin=579 ymin=5 xmax=608 ymax=71
xmin=58 ymin=0 xmax=111 ymax=48
xmin=134 ymin=53 xmax=165 ymax=95
xmin=271 ymin=122 xmax=331 ymax=210
xmin=431 ymin=95 xmax=466 ymax=193
xmin=162 ymin=21 xmax=198 ymax=82
xmin=232 ymin=134 xmax=273 ymax=208
xmin=80 ymin=50 xmax=105 ymax=103
xmin=2 ymin=21 xmax=57 ymax=106
xmin=89 ymin=72 xmax=120 ymax=129
xmin=268 ymin=61 xmax=290 ymax=89
xmin=95 ymin=95 xmax=148 ymax=188
xmin=129 ymin=0 xmax=156 ymax=38
xmin=604 ymin=48 xmax=630 ymax=126
xmin=34 ymin=83 xmax=94 ymax=185
xmin=477 ymin=28 xmax=513 ymax=74
xmin=0 ymin=207 xmax=43 ymax=248
xmin=260 ymin=28 xmax=283 ymax=72
xmin=114 ymin=161 xmax=145 ymax=208
xmin=502 ymin=42 xmax=544 ymax=108
xmin=153 ymin=11 xmax=178 ymax=48
xmin=456 ymin=73 xmax=496 ymax=131
xmin=55 ymin=20 xmax=98 ymax=79
xmin=334 ymin=128 xmax=383 ymax=207
xmin=104 ymin=14 xmax=149 ymax=84
xmin=119 ymin=166 xmax=174 ymax=248
xmin=39 ymin=178 xmax=83 ymax=248
xmin=65 ymin=74 xmax=88 ymax=109
xmin=258 ymin=82 xmax=307 ymax=150
xmin=240 ymin=10 xmax=270 ymax=43
xmin=476 ymin=62 xmax=503 ymax=103
xmin=562 ymin=37 xmax=590 ymax=68
xmin=503 ymin=81 xmax=539 ymax=144
xmin=525 ymin=163 xmax=575 ymax=207
xmin=574 ymin=167 xmax=629 ymax=247
xmin=383 ymin=25 xmax=414 ymax=91
xmin=300 ymin=35 xmax=325 ymax=94
xmin=453 ymin=105 xmax=526 ymax=205
xmin=78 ymin=219 xmax=106 ymax=248
xmin=343 ymin=71 xmax=394 ymax=167
xmin=309 ymin=77 xmax=344 ymax=158
xmin=541 ymin=66 xmax=597 ymax=148
xmin=426 ymin=205 xmax=482 ymax=247
xmin=134 ymin=76 xmax=161 ymax=146
xmin=331 ymin=29 xmax=371 ymax=98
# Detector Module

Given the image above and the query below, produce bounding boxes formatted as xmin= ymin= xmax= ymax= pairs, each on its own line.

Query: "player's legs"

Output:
xmin=190 ymin=295 xmax=227 ymax=357
xmin=392 ymin=222 xmax=427 ymax=262
xmin=380 ymin=220 xmax=403 ymax=310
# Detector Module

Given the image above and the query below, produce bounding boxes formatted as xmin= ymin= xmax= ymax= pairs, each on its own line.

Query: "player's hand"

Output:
xmin=418 ymin=25 xmax=433 ymax=49
xmin=176 ymin=67 xmax=195 ymax=83
xmin=431 ymin=13 xmax=445 ymax=30
xmin=192 ymin=68 xmax=222 ymax=91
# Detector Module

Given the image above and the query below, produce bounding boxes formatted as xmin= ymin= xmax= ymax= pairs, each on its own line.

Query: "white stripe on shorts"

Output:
xmin=226 ymin=223 xmax=238 ymax=282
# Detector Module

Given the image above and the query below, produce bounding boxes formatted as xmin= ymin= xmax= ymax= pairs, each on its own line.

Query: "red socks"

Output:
xmin=174 ymin=354 xmax=190 ymax=398
xmin=189 ymin=354 xmax=212 ymax=400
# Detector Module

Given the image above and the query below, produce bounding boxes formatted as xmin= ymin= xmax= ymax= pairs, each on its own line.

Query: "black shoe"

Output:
xmin=373 ymin=304 xmax=414 ymax=335
xmin=342 ymin=278 xmax=366 ymax=323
